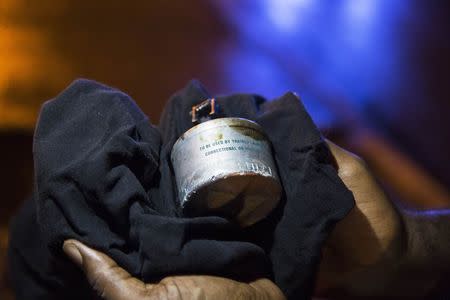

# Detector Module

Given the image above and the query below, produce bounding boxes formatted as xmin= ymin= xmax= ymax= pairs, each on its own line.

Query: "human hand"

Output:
xmin=63 ymin=239 xmax=285 ymax=300
xmin=316 ymin=141 xmax=405 ymax=296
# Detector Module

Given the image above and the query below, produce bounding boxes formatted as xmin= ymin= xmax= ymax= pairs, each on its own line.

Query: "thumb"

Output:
xmin=63 ymin=239 xmax=152 ymax=300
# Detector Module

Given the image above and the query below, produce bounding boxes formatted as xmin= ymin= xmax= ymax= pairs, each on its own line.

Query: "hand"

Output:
xmin=316 ymin=141 xmax=405 ymax=295
xmin=63 ymin=239 xmax=285 ymax=300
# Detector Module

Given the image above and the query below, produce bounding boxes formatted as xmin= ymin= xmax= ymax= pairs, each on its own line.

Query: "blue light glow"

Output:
xmin=345 ymin=0 xmax=376 ymax=22
xmin=265 ymin=0 xmax=314 ymax=31
xmin=406 ymin=209 xmax=450 ymax=217
xmin=214 ymin=0 xmax=410 ymax=124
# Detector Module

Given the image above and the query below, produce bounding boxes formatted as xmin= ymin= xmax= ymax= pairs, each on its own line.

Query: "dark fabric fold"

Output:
xmin=8 ymin=79 xmax=354 ymax=299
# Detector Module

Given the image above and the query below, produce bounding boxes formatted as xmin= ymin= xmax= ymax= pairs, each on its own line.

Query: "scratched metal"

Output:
xmin=171 ymin=118 xmax=281 ymax=226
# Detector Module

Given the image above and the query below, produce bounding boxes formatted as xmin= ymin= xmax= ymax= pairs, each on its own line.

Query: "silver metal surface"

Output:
xmin=171 ymin=117 xmax=281 ymax=227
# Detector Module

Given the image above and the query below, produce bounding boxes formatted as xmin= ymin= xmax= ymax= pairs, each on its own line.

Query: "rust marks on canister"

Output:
xmin=199 ymin=131 xmax=223 ymax=143
xmin=229 ymin=125 xmax=264 ymax=141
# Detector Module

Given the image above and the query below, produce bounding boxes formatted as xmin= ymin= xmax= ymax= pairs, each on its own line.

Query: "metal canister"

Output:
xmin=171 ymin=116 xmax=281 ymax=227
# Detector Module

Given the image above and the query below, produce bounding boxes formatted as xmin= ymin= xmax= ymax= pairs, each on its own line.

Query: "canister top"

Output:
xmin=174 ymin=117 xmax=266 ymax=146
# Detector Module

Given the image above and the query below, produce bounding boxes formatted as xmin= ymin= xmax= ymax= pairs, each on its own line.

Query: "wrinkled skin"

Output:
xmin=63 ymin=239 xmax=285 ymax=300
xmin=317 ymin=141 xmax=404 ymax=295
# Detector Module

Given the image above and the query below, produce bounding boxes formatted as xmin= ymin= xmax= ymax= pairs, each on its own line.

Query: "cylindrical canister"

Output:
xmin=171 ymin=117 xmax=281 ymax=227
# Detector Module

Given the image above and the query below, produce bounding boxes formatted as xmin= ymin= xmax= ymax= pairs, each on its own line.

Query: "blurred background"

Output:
xmin=1 ymin=0 xmax=449 ymax=298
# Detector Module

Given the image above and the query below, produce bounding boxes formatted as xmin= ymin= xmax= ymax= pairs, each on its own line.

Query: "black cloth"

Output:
xmin=8 ymin=79 xmax=354 ymax=299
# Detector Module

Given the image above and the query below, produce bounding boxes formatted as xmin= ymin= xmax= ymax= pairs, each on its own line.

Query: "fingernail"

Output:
xmin=63 ymin=240 xmax=83 ymax=267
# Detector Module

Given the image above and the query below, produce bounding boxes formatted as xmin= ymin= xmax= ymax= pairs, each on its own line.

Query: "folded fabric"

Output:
xmin=8 ymin=79 xmax=354 ymax=299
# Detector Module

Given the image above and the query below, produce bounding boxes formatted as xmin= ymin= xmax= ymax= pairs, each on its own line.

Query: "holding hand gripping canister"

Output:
xmin=171 ymin=99 xmax=281 ymax=227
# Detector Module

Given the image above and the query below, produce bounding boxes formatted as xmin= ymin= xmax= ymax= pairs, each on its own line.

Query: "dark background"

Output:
xmin=1 ymin=1 xmax=449 ymax=298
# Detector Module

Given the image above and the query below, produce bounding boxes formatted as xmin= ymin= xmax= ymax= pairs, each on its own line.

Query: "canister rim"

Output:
xmin=172 ymin=117 xmax=266 ymax=152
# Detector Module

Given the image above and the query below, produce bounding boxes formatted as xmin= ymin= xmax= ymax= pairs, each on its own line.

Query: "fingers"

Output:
xmin=249 ymin=278 xmax=286 ymax=300
xmin=326 ymin=139 xmax=355 ymax=162
xmin=324 ymin=140 xmax=403 ymax=263
xmin=156 ymin=275 xmax=285 ymax=300
xmin=326 ymin=139 xmax=365 ymax=168
xmin=63 ymin=240 xmax=286 ymax=300
xmin=63 ymin=239 xmax=152 ymax=300
xmin=325 ymin=139 xmax=370 ymax=186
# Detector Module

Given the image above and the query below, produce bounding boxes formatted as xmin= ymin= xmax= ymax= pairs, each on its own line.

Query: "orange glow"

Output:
xmin=0 ymin=0 xmax=73 ymax=129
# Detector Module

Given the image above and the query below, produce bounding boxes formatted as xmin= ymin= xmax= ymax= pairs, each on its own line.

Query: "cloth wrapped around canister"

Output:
xmin=8 ymin=79 xmax=355 ymax=300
